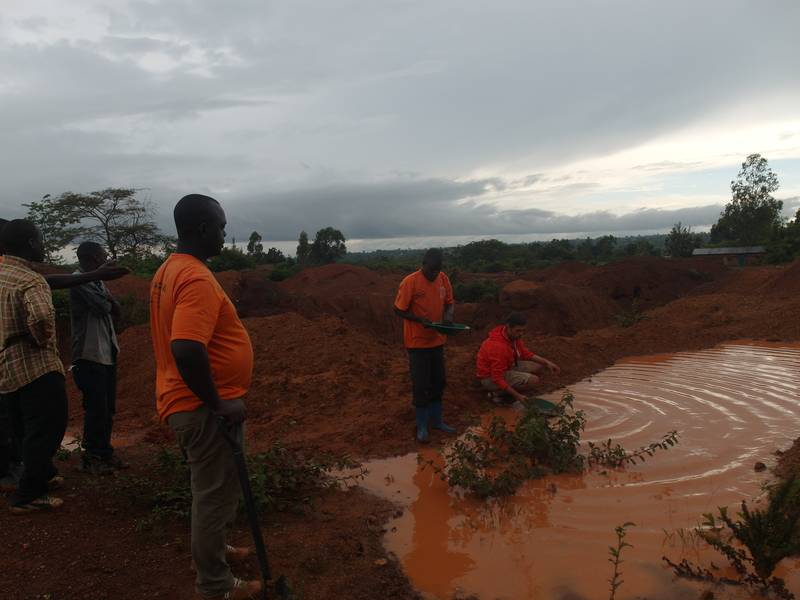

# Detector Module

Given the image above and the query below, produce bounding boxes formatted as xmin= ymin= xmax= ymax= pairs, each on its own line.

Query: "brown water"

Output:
xmin=358 ymin=343 xmax=800 ymax=600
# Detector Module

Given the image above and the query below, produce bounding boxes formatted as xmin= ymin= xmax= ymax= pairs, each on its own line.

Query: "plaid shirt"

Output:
xmin=0 ymin=255 xmax=64 ymax=393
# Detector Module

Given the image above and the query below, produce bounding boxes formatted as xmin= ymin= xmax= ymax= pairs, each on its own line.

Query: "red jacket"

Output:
xmin=476 ymin=326 xmax=536 ymax=391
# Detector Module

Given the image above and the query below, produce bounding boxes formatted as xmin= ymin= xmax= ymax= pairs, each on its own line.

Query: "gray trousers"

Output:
xmin=168 ymin=405 xmax=243 ymax=598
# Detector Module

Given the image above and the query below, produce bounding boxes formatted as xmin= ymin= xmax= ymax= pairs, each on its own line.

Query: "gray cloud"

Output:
xmin=226 ymin=177 xmax=726 ymax=240
xmin=1 ymin=0 xmax=798 ymax=240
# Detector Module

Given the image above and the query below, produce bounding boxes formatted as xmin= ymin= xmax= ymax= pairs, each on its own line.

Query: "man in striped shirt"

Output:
xmin=0 ymin=220 xmax=69 ymax=513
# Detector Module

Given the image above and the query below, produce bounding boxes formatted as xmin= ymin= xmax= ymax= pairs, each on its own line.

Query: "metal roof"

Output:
xmin=692 ymin=246 xmax=766 ymax=256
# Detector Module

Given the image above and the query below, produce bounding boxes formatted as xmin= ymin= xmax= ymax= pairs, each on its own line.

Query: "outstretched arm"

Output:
xmin=45 ymin=263 xmax=130 ymax=290
xmin=532 ymin=354 xmax=561 ymax=375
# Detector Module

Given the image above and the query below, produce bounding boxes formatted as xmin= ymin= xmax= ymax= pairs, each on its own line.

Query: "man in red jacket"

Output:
xmin=476 ymin=312 xmax=561 ymax=404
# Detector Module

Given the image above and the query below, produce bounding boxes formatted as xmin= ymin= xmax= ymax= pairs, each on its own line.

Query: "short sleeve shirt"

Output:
xmin=394 ymin=270 xmax=454 ymax=349
xmin=149 ymin=253 xmax=254 ymax=421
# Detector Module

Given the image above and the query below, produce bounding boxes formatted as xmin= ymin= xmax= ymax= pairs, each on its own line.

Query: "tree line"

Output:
xmin=22 ymin=189 xmax=348 ymax=276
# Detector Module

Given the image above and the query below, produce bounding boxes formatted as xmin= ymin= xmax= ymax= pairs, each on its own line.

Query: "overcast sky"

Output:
xmin=1 ymin=0 xmax=799 ymax=249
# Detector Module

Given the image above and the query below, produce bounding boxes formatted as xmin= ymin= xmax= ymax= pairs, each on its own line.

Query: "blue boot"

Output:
xmin=415 ymin=407 xmax=430 ymax=443
xmin=429 ymin=402 xmax=456 ymax=434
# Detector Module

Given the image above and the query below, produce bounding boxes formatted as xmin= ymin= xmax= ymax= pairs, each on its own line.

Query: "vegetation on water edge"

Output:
xmin=664 ymin=475 xmax=800 ymax=600
xmin=422 ymin=392 xmax=679 ymax=499
xmin=119 ymin=445 xmax=366 ymax=532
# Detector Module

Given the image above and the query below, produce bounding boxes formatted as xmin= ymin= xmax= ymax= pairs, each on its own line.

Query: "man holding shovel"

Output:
xmin=394 ymin=248 xmax=456 ymax=443
xmin=150 ymin=194 xmax=259 ymax=600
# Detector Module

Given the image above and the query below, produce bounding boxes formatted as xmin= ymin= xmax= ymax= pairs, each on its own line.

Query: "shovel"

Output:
xmin=218 ymin=419 xmax=292 ymax=600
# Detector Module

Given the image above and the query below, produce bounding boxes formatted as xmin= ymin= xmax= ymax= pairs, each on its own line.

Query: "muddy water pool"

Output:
xmin=358 ymin=343 xmax=800 ymax=599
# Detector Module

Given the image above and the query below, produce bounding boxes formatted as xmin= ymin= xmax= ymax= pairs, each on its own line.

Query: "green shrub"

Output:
xmin=454 ymin=279 xmax=500 ymax=303
xmin=120 ymin=445 xmax=365 ymax=531
xmin=664 ymin=476 xmax=800 ymax=599
xmin=208 ymin=247 xmax=256 ymax=272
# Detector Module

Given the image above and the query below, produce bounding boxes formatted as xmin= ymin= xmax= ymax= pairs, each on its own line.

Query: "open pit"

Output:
xmin=3 ymin=258 xmax=800 ymax=599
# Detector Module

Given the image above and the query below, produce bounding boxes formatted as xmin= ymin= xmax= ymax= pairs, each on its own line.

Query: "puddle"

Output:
xmin=359 ymin=343 xmax=800 ymax=599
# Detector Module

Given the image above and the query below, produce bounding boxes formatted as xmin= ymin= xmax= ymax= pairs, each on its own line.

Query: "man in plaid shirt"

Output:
xmin=0 ymin=220 xmax=70 ymax=513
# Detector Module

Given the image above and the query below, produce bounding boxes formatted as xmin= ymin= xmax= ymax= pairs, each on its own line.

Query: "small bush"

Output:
xmin=664 ymin=476 xmax=800 ymax=599
xmin=120 ymin=445 xmax=365 ymax=532
xmin=423 ymin=392 xmax=586 ymax=499
xmin=454 ymin=280 xmax=500 ymax=303
xmin=269 ymin=262 xmax=302 ymax=282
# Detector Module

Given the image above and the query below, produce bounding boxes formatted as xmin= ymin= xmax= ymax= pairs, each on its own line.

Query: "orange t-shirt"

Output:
xmin=394 ymin=270 xmax=454 ymax=349
xmin=150 ymin=253 xmax=254 ymax=422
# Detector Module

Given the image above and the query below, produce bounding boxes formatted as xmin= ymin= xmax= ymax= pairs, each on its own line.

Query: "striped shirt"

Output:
xmin=0 ymin=255 xmax=64 ymax=393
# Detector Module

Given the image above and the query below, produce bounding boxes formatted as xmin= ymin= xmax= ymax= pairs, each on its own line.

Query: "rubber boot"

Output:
xmin=415 ymin=407 xmax=430 ymax=443
xmin=429 ymin=402 xmax=456 ymax=434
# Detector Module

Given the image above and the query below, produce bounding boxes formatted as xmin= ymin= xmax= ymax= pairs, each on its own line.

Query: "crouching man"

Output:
xmin=476 ymin=312 xmax=561 ymax=404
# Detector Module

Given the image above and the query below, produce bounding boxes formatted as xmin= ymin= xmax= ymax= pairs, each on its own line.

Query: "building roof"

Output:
xmin=692 ymin=246 xmax=766 ymax=256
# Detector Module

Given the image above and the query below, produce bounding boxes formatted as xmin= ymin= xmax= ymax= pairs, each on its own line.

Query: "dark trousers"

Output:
xmin=6 ymin=372 xmax=68 ymax=505
xmin=72 ymin=360 xmax=117 ymax=460
xmin=0 ymin=393 xmax=23 ymax=477
xmin=407 ymin=345 xmax=446 ymax=408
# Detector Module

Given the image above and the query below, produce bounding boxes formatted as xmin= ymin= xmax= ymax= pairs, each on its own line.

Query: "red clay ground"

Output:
xmin=3 ymin=257 xmax=800 ymax=599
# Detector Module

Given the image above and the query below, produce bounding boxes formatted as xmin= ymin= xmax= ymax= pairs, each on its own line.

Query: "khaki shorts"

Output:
xmin=480 ymin=360 xmax=538 ymax=392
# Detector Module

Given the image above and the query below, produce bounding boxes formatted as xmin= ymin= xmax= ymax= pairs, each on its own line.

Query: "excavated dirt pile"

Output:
xmin=277 ymin=264 xmax=403 ymax=341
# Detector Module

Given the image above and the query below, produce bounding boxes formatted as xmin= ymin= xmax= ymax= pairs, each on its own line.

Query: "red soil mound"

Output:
xmin=762 ymin=259 xmax=800 ymax=297
xmin=279 ymin=264 xmax=403 ymax=341
xmin=498 ymin=280 xmax=619 ymax=335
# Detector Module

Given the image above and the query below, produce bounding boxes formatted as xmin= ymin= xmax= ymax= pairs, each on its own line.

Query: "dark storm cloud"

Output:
xmin=227 ymin=178 xmax=726 ymax=240
xmin=1 ymin=0 xmax=798 ymax=238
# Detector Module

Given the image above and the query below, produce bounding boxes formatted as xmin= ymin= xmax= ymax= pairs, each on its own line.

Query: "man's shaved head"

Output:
xmin=174 ymin=194 xmax=221 ymax=236
xmin=173 ymin=194 xmax=227 ymax=260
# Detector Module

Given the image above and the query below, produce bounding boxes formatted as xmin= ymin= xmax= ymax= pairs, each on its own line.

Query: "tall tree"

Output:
xmin=296 ymin=230 xmax=311 ymax=264
xmin=665 ymin=222 xmax=704 ymax=257
xmin=55 ymin=188 xmax=164 ymax=259
xmin=710 ymin=154 xmax=782 ymax=245
xmin=23 ymin=194 xmax=83 ymax=263
xmin=310 ymin=227 xmax=347 ymax=264
xmin=247 ymin=231 xmax=264 ymax=256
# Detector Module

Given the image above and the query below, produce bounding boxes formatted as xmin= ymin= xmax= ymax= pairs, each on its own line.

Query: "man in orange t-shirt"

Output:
xmin=394 ymin=248 xmax=456 ymax=442
xmin=149 ymin=195 xmax=260 ymax=600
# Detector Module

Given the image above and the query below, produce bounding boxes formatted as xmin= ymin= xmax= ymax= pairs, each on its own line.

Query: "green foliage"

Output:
xmin=588 ymin=431 xmax=679 ymax=468
xmin=247 ymin=231 xmax=264 ymax=256
xmin=423 ymin=392 xmax=586 ymax=499
xmin=427 ymin=393 xmax=680 ymax=500
xmin=25 ymin=189 xmax=167 ymax=263
xmin=665 ymin=222 xmax=705 ymax=258
xmin=664 ymin=476 xmax=800 ymax=599
xmin=116 ymin=293 xmax=150 ymax=330
xmin=767 ymin=209 xmax=800 ymax=264
xmin=121 ymin=445 xmax=365 ymax=532
xmin=51 ymin=289 xmax=71 ymax=320
xmin=208 ymin=247 xmax=256 ymax=272
xmin=296 ymin=231 xmax=311 ymax=264
xmin=269 ymin=260 xmax=302 ymax=281
xmin=710 ymin=153 xmax=783 ymax=246
xmin=310 ymin=227 xmax=347 ymax=264
xmin=608 ymin=522 xmax=635 ymax=600
xmin=117 ymin=252 xmax=167 ymax=277
xmin=614 ymin=299 xmax=647 ymax=328
xmin=453 ymin=279 xmax=500 ymax=302
xmin=24 ymin=194 xmax=82 ymax=263
xmin=56 ymin=435 xmax=83 ymax=461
